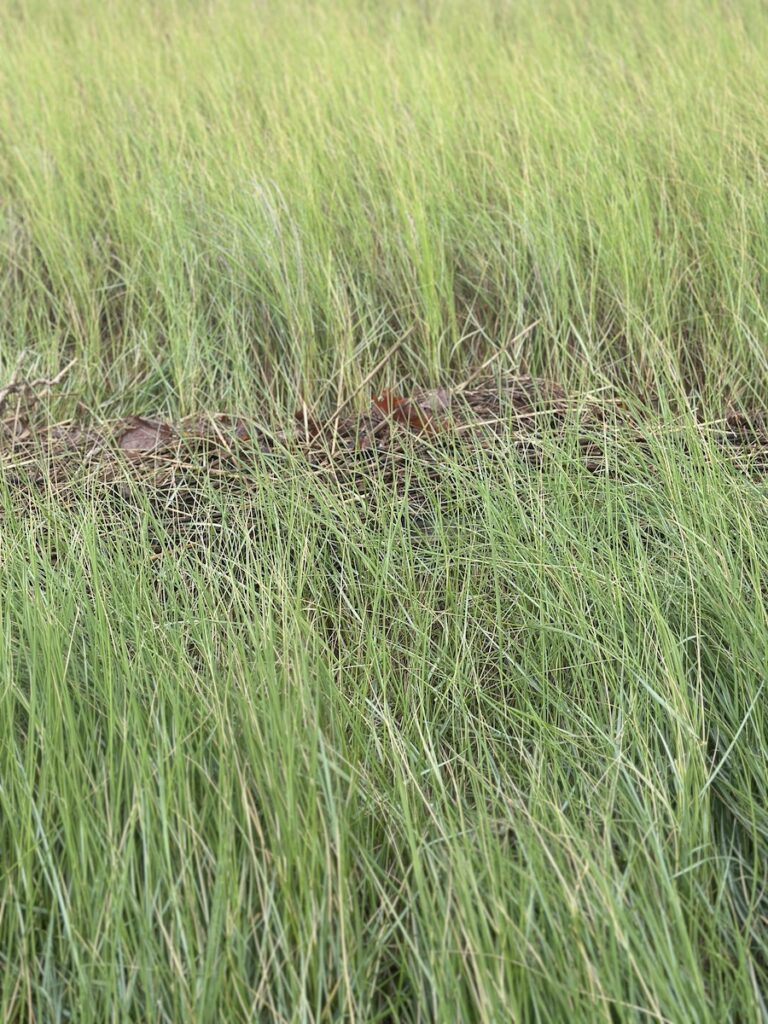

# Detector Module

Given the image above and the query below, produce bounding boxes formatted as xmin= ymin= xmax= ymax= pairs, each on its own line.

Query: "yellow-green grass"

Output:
xmin=3 ymin=0 xmax=768 ymax=411
xmin=2 ymin=2 xmax=768 ymax=1021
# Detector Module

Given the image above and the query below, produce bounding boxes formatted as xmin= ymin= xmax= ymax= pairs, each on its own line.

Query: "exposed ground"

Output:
xmin=2 ymin=2 xmax=768 ymax=1022
xmin=3 ymin=371 xmax=768 ymax=514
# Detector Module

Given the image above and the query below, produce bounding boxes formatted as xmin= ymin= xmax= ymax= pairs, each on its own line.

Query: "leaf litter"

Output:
xmin=2 ymin=367 xmax=768 ymax=543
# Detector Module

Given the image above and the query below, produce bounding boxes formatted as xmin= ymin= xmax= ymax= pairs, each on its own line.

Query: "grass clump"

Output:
xmin=2 ymin=1 xmax=768 ymax=1021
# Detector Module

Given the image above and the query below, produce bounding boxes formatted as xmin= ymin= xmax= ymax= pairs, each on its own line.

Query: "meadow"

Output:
xmin=1 ymin=1 xmax=767 ymax=1020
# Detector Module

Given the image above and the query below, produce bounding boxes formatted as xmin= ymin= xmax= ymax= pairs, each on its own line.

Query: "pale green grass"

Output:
xmin=2 ymin=1 xmax=768 ymax=1021
xmin=2 ymin=427 xmax=767 ymax=1021
xmin=3 ymin=0 xmax=768 ymax=410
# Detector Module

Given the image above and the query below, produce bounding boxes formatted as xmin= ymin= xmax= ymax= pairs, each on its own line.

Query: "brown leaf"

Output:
xmin=372 ymin=390 xmax=429 ymax=431
xmin=117 ymin=417 xmax=175 ymax=452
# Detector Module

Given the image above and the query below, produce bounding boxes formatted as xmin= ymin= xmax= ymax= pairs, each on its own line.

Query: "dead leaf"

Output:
xmin=118 ymin=417 xmax=175 ymax=452
xmin=372 ymin=390 xmax=430 ymax=431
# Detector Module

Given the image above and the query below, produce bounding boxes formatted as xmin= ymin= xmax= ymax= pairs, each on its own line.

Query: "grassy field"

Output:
xmin=2 ymin=1 xmax=768 ymax=1021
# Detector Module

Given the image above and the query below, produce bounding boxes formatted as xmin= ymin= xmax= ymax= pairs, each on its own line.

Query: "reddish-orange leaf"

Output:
xmin=373 ymin=390 xmax=433 ymax=431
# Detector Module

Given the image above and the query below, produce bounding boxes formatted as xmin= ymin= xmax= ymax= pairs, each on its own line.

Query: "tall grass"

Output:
xmin=3 ymin=0 xmax=768 ymax=411
xmin=2 ymin=425 xmax=768 ymax=1021
xmin=2 ymin=1 xmax=768 ymax=1020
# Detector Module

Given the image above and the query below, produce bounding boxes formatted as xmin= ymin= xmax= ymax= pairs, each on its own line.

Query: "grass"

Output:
xmin=3 ymin=0 xmax=768 ymax=410
xmin=1 ymin=1 xmax=768 ymax=1021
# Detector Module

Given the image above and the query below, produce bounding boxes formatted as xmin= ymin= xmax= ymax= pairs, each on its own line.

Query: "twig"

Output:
xmin=0 ymin=358 xmax=78 ymax=415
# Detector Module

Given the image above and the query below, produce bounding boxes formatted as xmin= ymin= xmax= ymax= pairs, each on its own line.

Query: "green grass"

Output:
xmin=2 ymin=1 xmax=768 ymax=1021
xmin=3 ymin=0 xmax=768 ymax=409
